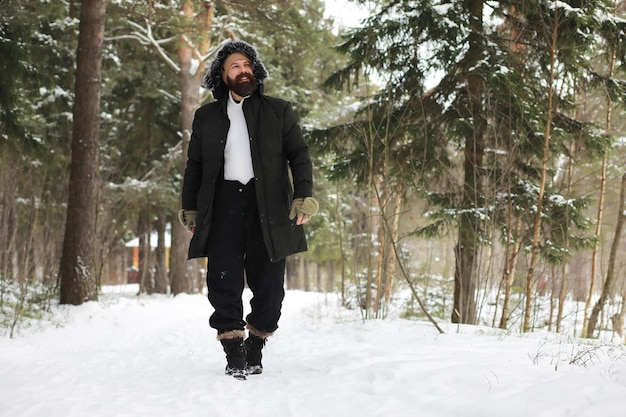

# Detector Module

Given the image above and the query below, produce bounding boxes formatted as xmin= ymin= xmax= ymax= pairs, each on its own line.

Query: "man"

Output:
xmin=178 ymin=40 xmax=318 ymax=380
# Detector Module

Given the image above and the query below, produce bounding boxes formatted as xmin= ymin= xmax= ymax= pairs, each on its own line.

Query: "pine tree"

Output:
xmin=59 ymin=0 xmax=107 ymax=304
xmin=322 ymin=0 xmax=626 ymax=327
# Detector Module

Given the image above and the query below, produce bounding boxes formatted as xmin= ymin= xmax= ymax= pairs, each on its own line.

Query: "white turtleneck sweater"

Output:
xmin=224 ymin=93 xmax=255 ymax=184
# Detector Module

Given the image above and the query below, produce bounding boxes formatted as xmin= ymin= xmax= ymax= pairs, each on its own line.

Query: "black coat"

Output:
xmin=181 ymin=92 xmax=312 ymax=262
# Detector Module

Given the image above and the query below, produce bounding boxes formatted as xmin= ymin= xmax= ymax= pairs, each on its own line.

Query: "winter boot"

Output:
xmin=219 ymin=332 xmax=247 ymax=380
xmin=245 ymin=333 xmax=267 ymax=375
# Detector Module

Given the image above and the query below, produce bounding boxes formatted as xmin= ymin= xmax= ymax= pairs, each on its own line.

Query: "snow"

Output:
xmin=1 ymin=285 xmax=626 ymax=417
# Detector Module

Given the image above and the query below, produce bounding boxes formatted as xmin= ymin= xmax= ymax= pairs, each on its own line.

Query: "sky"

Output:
xmin=324 ymin=0 xmax=372 ymax=31
xmin=1 ymin=285 xmax=625 ymax=417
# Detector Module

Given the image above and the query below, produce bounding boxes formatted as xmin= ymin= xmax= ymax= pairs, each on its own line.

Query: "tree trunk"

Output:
xmin=364 ymin=180 xmax=376 ymax=317
xmin=611 ymin=296 xmax=625 ymax=337
xmin=547 ymin=265 xmax=557 ymax=331
xmin=583 ymin=37 xmax=616 ymax=337
xmin=170 ymin=0 xmax=213 ymax=295
xmin=334 ymin=184 xmax=347 ymax=305
xmin=522 ymin=6 xmax=559 ymax=332
xmin=154 ymin=214 xmax=168 ymax=294
xmin=499 ymin=216 xmax=521 ymax=329
xmin=315 ymin=262 xmax=322 ymax=292
xmin=297 ymin=256 xmax=306 ymax=289
xmin=452 ymin=0 xmax=484 ymax=325
xmin=326 ymin=260 xmax=335 ymax=293
xmin=383 ymin=185 xmax=403 ymax=313
xmin=138 ymin=211 xmax=151 ymax=294
xmin=583 ymin=150 xmax=607 ymax=335
xmin=0 ymin=171 xmax=17 ymax=281
xmin=59 ymin=0 xmax=106 ymax=305
xmin=374 ymin=177 xmax=386 ymax=317
xmin=285 ymin=256 xmax=296 ymax=289
xmin=555 ymin=139 xmax=577 ymax=332
xmin=303 ymin=259 xmax=312 ymax=291
xmin=586 ymin=172 xmax=626 ymax=337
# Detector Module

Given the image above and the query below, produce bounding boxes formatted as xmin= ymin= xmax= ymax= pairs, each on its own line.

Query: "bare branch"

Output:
xmin=110 ymin=19 xmax=180 ymax=73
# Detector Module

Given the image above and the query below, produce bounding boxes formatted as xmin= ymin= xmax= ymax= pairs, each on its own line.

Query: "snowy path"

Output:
xmin=1 ymin=286 xmax=626 ymax=417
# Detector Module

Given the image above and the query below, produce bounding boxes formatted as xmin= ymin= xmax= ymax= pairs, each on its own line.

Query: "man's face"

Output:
xmin=222 ymin=52 xmax=257 ymax=98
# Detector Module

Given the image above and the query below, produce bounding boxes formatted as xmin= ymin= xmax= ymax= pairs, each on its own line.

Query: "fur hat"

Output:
xmin=203 ymin=40 xmax=268 ymax=100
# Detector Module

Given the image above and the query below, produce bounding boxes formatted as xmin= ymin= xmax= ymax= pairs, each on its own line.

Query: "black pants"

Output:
xmin=207 ymin=180 xmax=285 ymax=335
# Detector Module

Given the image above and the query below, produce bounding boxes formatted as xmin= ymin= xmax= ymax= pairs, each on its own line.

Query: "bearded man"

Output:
xmin=178 ymin=41 xmax=318 ymax=380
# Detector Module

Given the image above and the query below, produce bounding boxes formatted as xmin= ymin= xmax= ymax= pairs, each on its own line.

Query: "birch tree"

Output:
xmin=586 ymin=171 xmax=626 ymax=337
xmin=583 ymin=0 xmax=624 ymax=337
xmin=521 ymin=2 xmax=559 ymax=333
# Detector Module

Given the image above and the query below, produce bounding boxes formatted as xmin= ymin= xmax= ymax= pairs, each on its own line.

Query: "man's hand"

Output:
xmin=177 ymin=209 xmax=197 ymax=233
xmin=289 ymin=197 xmax=319 ymax=225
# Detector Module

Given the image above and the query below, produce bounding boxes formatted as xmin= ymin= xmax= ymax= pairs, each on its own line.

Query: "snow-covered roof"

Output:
xmin=125 ymin=231 xmax=171 ymax=248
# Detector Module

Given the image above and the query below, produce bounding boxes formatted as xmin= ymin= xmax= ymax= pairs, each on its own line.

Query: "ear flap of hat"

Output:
xmin=203 ymin=40 xmax=268 ymax=100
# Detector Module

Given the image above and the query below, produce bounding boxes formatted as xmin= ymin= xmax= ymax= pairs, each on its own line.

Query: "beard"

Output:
xmin=226 ymin=72 xmax=258 ymax=97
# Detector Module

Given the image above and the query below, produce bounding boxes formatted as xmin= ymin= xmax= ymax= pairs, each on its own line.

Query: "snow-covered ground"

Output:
xmin=1 ymin=285 xmax=626 ymax=417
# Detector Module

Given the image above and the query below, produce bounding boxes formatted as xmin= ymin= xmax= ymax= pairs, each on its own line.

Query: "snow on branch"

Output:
xmin=107 ymin=19 xmax=180 ymax=73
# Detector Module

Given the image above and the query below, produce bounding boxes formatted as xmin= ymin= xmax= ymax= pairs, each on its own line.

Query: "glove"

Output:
xmin=289 ymin=197 xmax=319 ymax=225
xmin=177 ymin=209 xmax=197 ymax=232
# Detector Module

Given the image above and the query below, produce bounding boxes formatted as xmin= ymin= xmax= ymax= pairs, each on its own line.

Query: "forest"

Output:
xmin=1 ymin=0 xmax=626 ymax=340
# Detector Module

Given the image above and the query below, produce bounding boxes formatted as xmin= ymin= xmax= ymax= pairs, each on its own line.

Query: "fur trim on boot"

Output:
xmin=246 ymin=324 xmax=273 ymax=340
xmin=216 ymin=329 xmax=246 ymax=341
